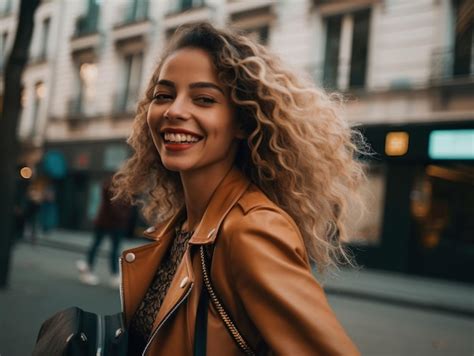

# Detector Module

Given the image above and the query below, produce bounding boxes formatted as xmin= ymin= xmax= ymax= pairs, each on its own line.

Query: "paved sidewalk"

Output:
xmin=37 ymin=229 xmax=474 ymax=317
xmin=2 ymin=230 xmax=473 ymax=356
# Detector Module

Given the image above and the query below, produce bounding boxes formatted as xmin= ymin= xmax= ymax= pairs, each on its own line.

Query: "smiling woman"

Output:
xmin=112 ymin=22 xmax=364 ymax=356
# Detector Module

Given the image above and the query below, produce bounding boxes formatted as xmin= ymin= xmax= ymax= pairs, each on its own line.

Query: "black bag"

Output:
xmin=33 ymin=307 xmax=127 ymax=356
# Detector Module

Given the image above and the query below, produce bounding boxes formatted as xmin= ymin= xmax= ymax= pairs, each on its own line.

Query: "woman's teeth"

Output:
xmin=164 ymin=132 xmax=200 ymax=143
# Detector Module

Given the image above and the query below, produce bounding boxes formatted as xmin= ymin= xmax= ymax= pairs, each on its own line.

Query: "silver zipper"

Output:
xmin=119 ymin=257 xmax=124 ymax=314
xmin=96 ymin=314 xmax=104 ymax=356
xmin=141 ymin=284 xmax=194 ymax=356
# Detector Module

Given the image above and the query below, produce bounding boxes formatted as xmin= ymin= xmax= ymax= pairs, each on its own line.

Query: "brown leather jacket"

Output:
xmin=120 ymin=168 xmax=360 ymax=355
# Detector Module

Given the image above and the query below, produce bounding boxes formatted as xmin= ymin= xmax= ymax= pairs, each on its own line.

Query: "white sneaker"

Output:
xmin=76 ymin=260 xmax=90 ymax=273
xmin=79 ymin=272 xmax=100 ymax=286
xmin=109 ymin=274 xmax=121 ymax=289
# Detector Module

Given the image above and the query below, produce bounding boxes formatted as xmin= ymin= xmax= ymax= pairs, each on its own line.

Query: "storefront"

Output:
xmin=348 ymin=121 xmax=474 ymax=284
xmin=43 ymin=139 xmax=133 ymax=231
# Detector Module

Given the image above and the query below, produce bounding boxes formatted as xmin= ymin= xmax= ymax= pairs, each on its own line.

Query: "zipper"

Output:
xmin=96 ymin=314 xmax=104 ymax=356
xmin=119 ymin=257 xmax=125 ymax=314
xmin=141 ymin=284 xmax=194 ymax=356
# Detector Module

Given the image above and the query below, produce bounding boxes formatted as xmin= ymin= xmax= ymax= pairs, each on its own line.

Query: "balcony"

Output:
xmin=431 ymin=48 xmax=474 ymax=88
xmin=115 ymin=0 xmax=149 ymax=27
xmin=67 ymin=97 xmax=86 ymax=124
xmin=112 ymin=2 xmax=151 ymax=49
xmin=0 ymin=2 xmax=12 ymax=18
xmin=70 ymin=6 xmax=101 ymax=56
xmin=29 ymin=52 xmax=48 ymax=66
xmin=111 ymin=87 xmax=139 ymax=118
xmin=163 ymin=2 xmax=211 ymax=31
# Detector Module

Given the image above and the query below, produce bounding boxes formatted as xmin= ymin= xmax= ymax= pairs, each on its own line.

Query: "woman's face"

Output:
xmin=147 ymin=47 xmax=242 ymax=174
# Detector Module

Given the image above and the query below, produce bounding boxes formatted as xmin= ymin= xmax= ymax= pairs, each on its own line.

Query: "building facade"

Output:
xmin=1 ymin=0 xmax=472 ymax=282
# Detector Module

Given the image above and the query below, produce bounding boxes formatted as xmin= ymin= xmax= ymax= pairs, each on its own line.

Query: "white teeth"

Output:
xmin=163 ymin=132 xmax=200 ymax=143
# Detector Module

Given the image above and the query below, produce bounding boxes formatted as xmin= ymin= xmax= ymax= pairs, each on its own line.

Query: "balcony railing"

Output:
xmin=112 ymin=87 xmax=139 ymax=116
xmin=67 ymin=97 xmax=84 ymax=119
xmin=0 ymin=2 xmax=12 ymax=18
xmin=118 ymin=0 xmax=149 ymax=26
xmin=431 ymin=48 xmax=474 ymax=83
xmin=74 ymin=8 xmax=100 ymax=37
xmin=167 ymin=0 xmax=205 ymax=15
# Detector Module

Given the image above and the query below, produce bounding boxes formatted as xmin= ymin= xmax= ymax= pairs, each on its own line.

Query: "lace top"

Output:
xmin=128 ymin=227 xmax=193 ymax=355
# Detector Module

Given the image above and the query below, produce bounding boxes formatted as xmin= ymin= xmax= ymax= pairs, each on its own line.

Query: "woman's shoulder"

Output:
xmin=221 ymin=184 xmax=306 ymax=250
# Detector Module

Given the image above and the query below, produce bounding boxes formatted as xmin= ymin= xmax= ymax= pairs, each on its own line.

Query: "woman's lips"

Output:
xmin=160 ymin=129 xmax=203 ymax=152
xmin=163 ymin=142 xmax=198 ymax=152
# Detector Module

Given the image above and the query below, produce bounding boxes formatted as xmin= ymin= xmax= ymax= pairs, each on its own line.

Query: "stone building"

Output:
xmin=1 ymin=0 xmax=472 ymax=281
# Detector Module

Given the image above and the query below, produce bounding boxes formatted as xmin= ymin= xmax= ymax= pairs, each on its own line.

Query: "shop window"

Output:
xmin=344 ymin=164 xmax=386 ymax=245
xmin=87 ymin=180 xmax=101 ymax=221
xmin=411 ymin=165 xmax=474 ymax=250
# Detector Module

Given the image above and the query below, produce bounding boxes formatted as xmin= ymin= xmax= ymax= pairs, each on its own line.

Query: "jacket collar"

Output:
xmin=143 ymin=166 xmax=250 ymax=245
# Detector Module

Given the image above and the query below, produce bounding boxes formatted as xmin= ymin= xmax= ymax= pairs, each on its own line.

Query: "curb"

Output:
xmin=23 ymin=238 xmax=474 ymax=319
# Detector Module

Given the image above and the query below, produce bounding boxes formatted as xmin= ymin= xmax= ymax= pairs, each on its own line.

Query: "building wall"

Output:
xmin=0 ymin=0 xmax=471 ymax=145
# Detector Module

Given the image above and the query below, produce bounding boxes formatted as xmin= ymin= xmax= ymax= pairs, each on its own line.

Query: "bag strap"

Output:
xmin=198 ymin=245 xmax=256 ymax=356
xmin=194 ymin=283 xmax=208 ymax=356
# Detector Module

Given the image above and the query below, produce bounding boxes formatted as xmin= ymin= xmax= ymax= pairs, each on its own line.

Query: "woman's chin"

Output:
xmin=161 ymin=160 xmax=192 ymax=173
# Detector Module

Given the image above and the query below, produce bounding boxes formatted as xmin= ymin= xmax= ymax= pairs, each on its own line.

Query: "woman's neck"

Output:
xmin=180 ymin=163 xmax=234 ymax=232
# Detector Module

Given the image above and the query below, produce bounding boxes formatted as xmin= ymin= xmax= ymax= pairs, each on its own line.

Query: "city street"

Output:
xmin=0 ymin=232 xmax=473 ymax=356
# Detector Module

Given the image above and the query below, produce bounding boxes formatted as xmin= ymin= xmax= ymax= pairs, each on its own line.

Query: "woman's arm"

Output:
xmin=226 ymin=207 xmax=360 ymax=356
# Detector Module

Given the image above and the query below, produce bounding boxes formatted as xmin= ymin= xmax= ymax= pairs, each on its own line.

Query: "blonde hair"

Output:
xmin=113 ymin=23 xmax=367 ymax=273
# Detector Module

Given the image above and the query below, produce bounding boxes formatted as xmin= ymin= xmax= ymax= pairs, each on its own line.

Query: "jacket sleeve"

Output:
xmin=226 ymin=207 xmax=360 ymax=356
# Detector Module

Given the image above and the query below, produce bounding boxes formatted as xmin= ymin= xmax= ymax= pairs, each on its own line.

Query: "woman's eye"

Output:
xmin=195 ymin=96 xmax=216 ymax=105
xmin=153 ymin=93 xmax=173 ymax=101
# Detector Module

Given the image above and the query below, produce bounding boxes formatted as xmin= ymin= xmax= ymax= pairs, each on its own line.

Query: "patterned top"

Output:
xmin=128 ymin=227 xmax=193 ymax=355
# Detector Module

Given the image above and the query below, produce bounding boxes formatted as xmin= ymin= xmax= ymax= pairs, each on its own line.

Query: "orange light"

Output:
xmin=20 ymin=166 xmax=33 ymax=179
xmin=385 ymin=131 xmax=409 ymax=156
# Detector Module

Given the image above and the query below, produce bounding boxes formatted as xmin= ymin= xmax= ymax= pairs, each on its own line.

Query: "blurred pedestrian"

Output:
xmin=112 ymin=23 xmax=363 ymax=355
xmin=76 ymin=176 xmax=132 ymax=287
xmin=24 ymin=176 xmax=46 ymax=243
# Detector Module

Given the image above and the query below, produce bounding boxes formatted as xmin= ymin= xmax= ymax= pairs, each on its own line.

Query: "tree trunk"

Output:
xmin=0 ymin=0 xmax=40 ymax=288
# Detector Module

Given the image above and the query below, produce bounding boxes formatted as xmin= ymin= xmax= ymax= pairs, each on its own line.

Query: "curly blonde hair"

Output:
xmin=113 ymin=22 xmax=367 ymax=273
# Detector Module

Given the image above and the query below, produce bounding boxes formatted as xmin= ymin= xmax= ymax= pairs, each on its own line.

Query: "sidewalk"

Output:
xmin=38 ymin=229 xmax=474 ymax=317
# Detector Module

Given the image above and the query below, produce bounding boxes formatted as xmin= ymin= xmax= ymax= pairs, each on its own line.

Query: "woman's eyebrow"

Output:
xmin=156 ymin=80 xmax=225 ymax=95
xmin=156 ymin=79 xmax=175 ymax=88
xmin=189 ymin=82 xmax=225 ymax=95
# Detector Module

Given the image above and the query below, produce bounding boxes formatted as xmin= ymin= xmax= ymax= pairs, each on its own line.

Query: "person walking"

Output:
xmin=77 ymin=176 xmax=132 ymax=287
xmin=113 ymin=23 xmax=364 ymax=355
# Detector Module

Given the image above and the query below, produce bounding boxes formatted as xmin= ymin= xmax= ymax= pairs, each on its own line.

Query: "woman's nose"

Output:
xmin=164 ymin=97 xmax=191 ymax=121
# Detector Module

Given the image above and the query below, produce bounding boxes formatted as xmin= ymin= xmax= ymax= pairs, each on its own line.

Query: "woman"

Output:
xmin=113 ymin=22 xmax=364 ymax=355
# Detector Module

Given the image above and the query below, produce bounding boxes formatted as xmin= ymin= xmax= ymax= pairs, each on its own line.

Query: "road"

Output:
xmin=0 ymin=238 xmax=473 ymax=356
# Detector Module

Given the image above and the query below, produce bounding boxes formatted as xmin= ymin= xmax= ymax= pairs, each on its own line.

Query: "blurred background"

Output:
xmin=0 ymin=0 xmax=473 ymax=355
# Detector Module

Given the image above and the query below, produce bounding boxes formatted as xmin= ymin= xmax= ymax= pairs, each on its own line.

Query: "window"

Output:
xmin=117 ymin=52 xmax=143 ymax=114
xmin=344 ymin=164 xmax=386 ymax=246
xmin=125 ymin=0 xmax=148 ymax=23
xmin=243 ymin=26 xmax=269 ymax=45
xmin=0 ymin=0 xmax=12 ymax=16
xmin=322 ymin=9 xmax=371 ymax=90
xmin=76 ymin=0 xmax=101 ymax=36
xmin=0 ymin=32 xmax=7 ymax=71
xmin=322 ymin=15 xmax=342 ymax=89
xmin=40 ymin=17 xmax=50 ymax=60
xmin=169 ymin=0 xmax=204 ymax=13
xmin=69 ymin=62 xmax=97 ymax=117
xmin=453 ymin=0 xmax=473 ymax=77
xmin=31 ymin=82 xmax=46 ymax=137
xmin=349 ymin=9 xmax=370 ymax=87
